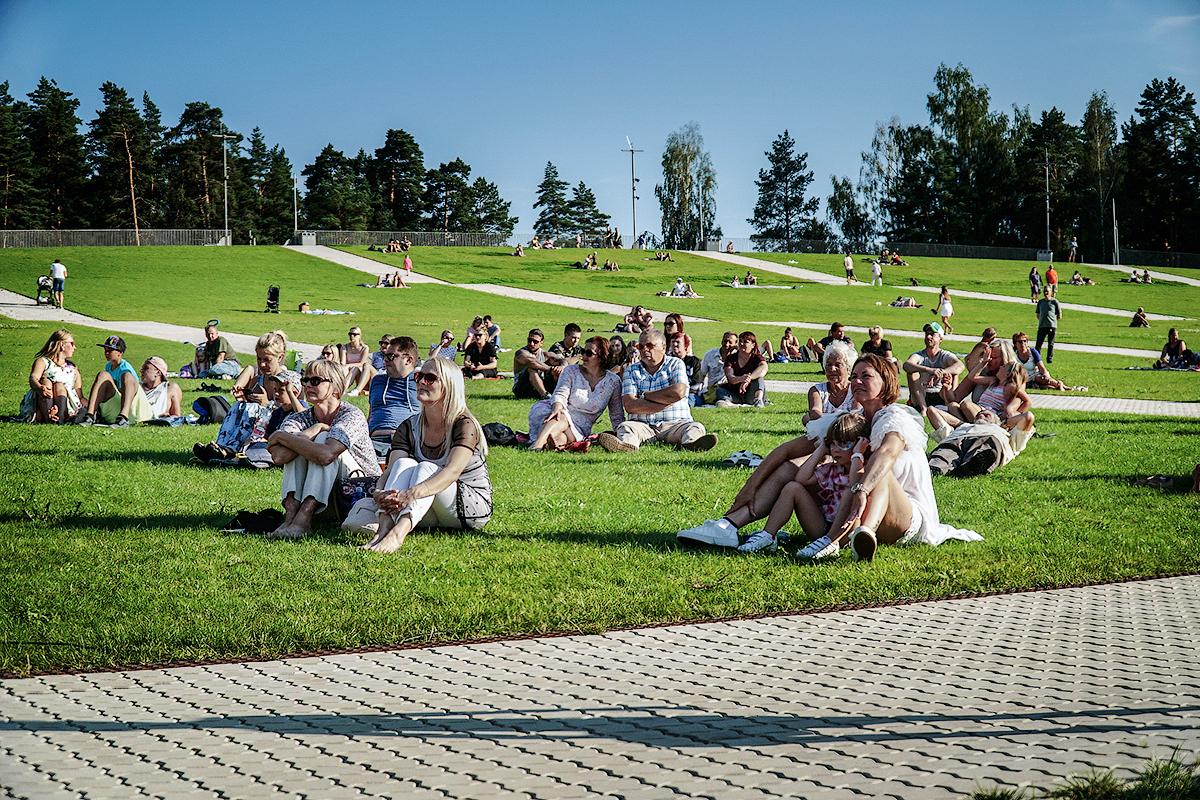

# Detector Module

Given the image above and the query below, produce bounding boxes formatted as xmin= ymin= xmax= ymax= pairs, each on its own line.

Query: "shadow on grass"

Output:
xmin=75 ymin=449 xmax=194 ymax=466
xmin=4 ymin=704 xmax=1194 ymax=747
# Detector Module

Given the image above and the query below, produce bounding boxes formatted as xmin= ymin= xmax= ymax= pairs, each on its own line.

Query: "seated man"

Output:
xmin=903 ymin=322 xmax=963 ymax=413
xmin=925 ymin=407 xmax=1034 ymax=478
xmin=199 ymin=321 xmax=240 ymax=378
xmin=484 ymin=315 xmax=502 ymax=349
xmin=139 ymin=356 xmax=183 ymax=419
xmin=744 ymin=271 xmax=758 ymax=286
xmin=547 ymin=323 xmax=583 ymax=368
xmin=513 ymin=328 xmax=559 ymax=399
xmin=368 ymin=335 xmax=420 ymax=440
xmin=806 ymin=322 xmax=854 ymax=361
xmin=597 ymin=329 xmax=717 ymax=453
xmin=462 ymin=328 xmax=499 ymax=379
xmin=79 ymin=336 xmax=153 ymax=427
xmin=694 ymin=331 xmax=738 ymax=405
xmin=371 ymin=334 xmax=392 ymax=371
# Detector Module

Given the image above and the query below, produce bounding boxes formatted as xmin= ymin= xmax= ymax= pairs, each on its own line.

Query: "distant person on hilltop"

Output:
xmin=1068 ymin=235 xmax=1078 ymax=263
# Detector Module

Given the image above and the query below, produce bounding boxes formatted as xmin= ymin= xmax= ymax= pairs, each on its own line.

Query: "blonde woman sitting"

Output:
xmin=362 ymin=357 xmax=493 ymax=553
xmin=22 ymin=328 xmax=86 ymax=423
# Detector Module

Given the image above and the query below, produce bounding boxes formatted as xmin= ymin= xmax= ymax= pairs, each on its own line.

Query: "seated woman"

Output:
xmin=462 ymin=328 xmax=499 ymax=379
xmin=619 ymin=305 xmax=653 ymax=334
xmin=266 ymin=359 xmax=380 ymax=538
xmin=681 ymin=282 xmax=699 ymax=298
xmin=22 ymin=328 xmax=85 ymax=423
xmin=716 ymin=331 xmax=768 ymax=407
xmin=361 ymin=357 xmax=492 ymax=552
xmin=663 ymin=313 xmax=692 ymax=355
xmin=375 ymin=273 xmax=391 ymax=287
xmin=726 ymin=241 xmax=736 ymax=254
xmin=1069 ymin=270 xmax=1084 ymax=286
xmin=1141 ymin=270 xmax=1153 ymax=284
xmin=1131 ymin=307 xmax=1151 ymax=328
xmin=607 ymin=335 xmax=630 ymax=377
xmin=530 ymin=235 xmax=541 ymax=249
xmin=802 ymin=341 xmax=860 ymax=434
xmin=948 ymin=360 xmax=1033 ymax=432
xmin=339 ymin=327 xmax=375 ymax=396
xmin=194 ymin=330 xmax=306 ymax=462
xmin=602 ymin=259 xmax=619 ymax=271
xmin=744 ymin=271 xmax=758 ymax=286
xmin=529 ymin=336 xmax=624 ymax=451
xmin=139 ymin=357 xmax=183 ymax=419
xmin=1157 ymin=328 xmax=1188 ymax=368
xmin=513 ymin=243 xmax=525 ymax=257
xmin=946 ymin=338 xmax=1015 ymax=405
xmin=779 ymin=327 xmax=805 ymax=361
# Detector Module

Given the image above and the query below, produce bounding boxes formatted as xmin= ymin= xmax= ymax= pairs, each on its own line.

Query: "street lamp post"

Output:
xmin=622 ymin=137 xmax=642 ymax=248
xmin=215 ymin=131 xmax=237 ymax=245
xmin=293 ymin=176 xmax=299 ymax=237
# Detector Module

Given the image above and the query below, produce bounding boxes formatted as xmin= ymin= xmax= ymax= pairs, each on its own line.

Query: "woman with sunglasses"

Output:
xmin=663 ymin=313 xmax=691 ymax=356
xmin=528 ymin=336 xmax=624 ymax=451
xmin=362 ymin=357 xmax=492 ymax=552
xmin=339 ymin=327 xmax=375 ymax=397
xmin=266 ymin=359 xmax=381 ymax=538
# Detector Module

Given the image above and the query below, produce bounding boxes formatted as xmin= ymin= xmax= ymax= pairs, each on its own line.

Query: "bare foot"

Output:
xmin=268 ymin=523 xmax=307 ymax=539
xmin=368 ymin=528 xmax=409 ymax=553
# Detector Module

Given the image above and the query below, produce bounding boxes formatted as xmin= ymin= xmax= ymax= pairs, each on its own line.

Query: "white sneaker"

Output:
xmin=677 ymin=519 xmax=739 ymax=548
xmin=851 ymin=526 xmax=878 ymax=562
xmin=714 ymin=399 xmax=735 ymax=408
xmin=794 ymin=535 xmax=840 ymax=561
xmin=737 ymin=530 xmax=777 ymax=553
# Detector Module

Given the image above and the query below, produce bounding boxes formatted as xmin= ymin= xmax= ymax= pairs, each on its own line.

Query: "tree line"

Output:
xmin=0 ymin=77 xmax=518 ymax=244
xmin=668 ymin=65 xmax=1198 ymax=257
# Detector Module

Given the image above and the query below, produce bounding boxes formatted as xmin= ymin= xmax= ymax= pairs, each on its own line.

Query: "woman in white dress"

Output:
xmin=802 ymin=341 xmax=860 ymax=441
xmin=529 ymin=336 xmax=625 ymax=451
xmin=22 ymin=328 xmax=85 ymax=423
xmin=937 ymin=285 xmax=955 ymax=334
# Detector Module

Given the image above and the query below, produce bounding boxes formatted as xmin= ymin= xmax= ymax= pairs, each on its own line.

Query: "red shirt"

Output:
xmin=1046 ymin=268 xmax=1058 ymax=285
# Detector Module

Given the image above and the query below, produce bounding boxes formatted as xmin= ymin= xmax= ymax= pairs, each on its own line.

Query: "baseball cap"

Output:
xmin=922 ymin=322 xmax=944 ymax=336
xmin=143 ymin=356 xmax=169 ymax=379
xmin=97 ymin=335 xmax=127 ymax=352
xmin=206 ymin=318 xmax=220 ymax=327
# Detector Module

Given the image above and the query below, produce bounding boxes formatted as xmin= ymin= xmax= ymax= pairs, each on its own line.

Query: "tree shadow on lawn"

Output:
xmin=74 ymin=449 xmax=194 ymax=467
xmin=0 ymin=511 xmax=233 ymax=533
xmin=6 ymin=703 xmax=1194 ymax=747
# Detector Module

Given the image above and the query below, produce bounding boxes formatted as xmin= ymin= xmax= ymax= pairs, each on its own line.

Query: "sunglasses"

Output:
xmin=582 ymin=348 xmax=599 ymax=357
xmin=300 ymin=376 xmax=330 ymax=387
xmin=349 ymin=331 xmax=361 ymax=337
xmin=379 ymin=339 xmax=390 ymax=345
xmin=528 ymin=338 xmax=543 ymax=345
xmin=413 ymin=371 xmax=440 ymax=385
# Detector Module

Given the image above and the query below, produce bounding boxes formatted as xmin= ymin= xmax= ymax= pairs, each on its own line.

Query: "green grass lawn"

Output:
xmin=347 ymin=246 xmax=1197 ymax=353
xmin=1 ymin=319 xmax=1199 ymax=676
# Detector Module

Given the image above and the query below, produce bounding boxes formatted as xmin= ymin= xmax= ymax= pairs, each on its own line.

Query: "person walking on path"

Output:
xmin=1045 ymin=265 xmax=1059 ymax=298
xmin=1034 ymin=287 xmax=1062 ymax=363
xmin=1029 ymin=266 xmax=1042 ymax=303
xmin=936 ymin=285 xmax=955 ymax=334
xmin=843 ymin=251 xmax=857 ymax=284
xmin=49 ymin=258 xmax=67 ymax=309
xmin=871 ymin=259 xmax=883 ymax=287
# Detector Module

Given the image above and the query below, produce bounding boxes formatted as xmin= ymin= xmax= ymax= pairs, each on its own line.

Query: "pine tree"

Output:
xmin=747 ymin=129 xmax=820 ymax=251
xmin=825 ymin=176 xmax=873 ymax=251
xmin=656 ymin=122 xmax=718 ymax=249
xmin=532 ymin=162 xmax=570 ymax=237
xmin=24 ymin=77 xmax=88 ymax=228
xmin=566 ymin=181 xmax=609 ymax=237
xmin=1080 ymin=91 xmax=1118 ymax=261
xmin=370 ymin=129 xmax=425 ymax=230
xmin=85 ymin=82 xmax=152 ymax=236
xmin=302 ymin=144 xmax=371 ymax=230
xmin=0 ymin=81 xmax=45 ymax=229
xmin=1011 ymin=107 xmax=1083 ymax=251
xmin=468 ymin=176 xmax=517 ymax=236
xmin=259 ymin=146 xmax=297 ymax=243
xmin=139 ymin=92 xmax=166 ymax=227
xmin=161 ymin=102 xmax=228 ymax=229
xmin=423 ymin=158 xmax=474 ymax=233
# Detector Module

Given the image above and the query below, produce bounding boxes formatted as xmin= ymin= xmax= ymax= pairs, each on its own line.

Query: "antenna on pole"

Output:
xmin=622 ymin=137 xmax=643 ymax=249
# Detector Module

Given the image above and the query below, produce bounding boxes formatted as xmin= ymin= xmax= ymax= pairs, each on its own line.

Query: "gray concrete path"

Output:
xmin=3 ymin=576 xmax=1196 ymax=799
xmin=692 ymin=251 xmax=1190 ymax=321
xmin=747 ymin=319 xmax=1162 ymax=359
xmin=458 ymin=284 xmax=712 ymax=323
xmin=763 ymin=378 xmax=1200 ymax=418
xmin=285 ymin=245 xmax=448 ymax=284
xmin=0 ymin=290 xmax=325 ymax=359
xmin=1084 ymin=260 xmax=1200 ymax=287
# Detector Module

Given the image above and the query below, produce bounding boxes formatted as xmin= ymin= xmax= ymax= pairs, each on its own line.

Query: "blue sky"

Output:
xmin=1 ymin=0 xmax=1197 ymax=237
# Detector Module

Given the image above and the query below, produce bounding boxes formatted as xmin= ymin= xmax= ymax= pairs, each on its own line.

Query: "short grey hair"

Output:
xmin=822 ymin=340 xmax=857 ymax=371
xmin=640 ymin=328 xmax=666 ymax=348
xmin=306 ymin=358 xmax=349 ymax=397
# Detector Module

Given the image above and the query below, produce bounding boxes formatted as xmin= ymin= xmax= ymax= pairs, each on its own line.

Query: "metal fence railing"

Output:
xmin=309 ymin=230 xmax=511 ymax=248
xmin=0 ymin=229 xmax=225 ymax=248
xmin=885 ymin=242 xmax=1040 ymax=261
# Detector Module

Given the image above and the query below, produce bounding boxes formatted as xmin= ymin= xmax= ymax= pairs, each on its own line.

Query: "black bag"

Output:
xmin=192 ymin=395 xmax=231 ymax=424
xmin=482 ymin=421 xmax=518 ymax=447
xmin=334 ymin=476 xmax=378 ymax=522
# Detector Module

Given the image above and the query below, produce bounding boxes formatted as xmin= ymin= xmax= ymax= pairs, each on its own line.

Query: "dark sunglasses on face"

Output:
xmin=300 ymin=376 xmax=330 ymax=387
xmin=383 ymin=351 xmax=399 ymax=361
xmin=582 ymin=348 xmax=599 ymax=357
xmin=528 ymin=338 xmax=542 ymax=345
xmin=349 ymin=331 xmax=361 ymax=336
xmin=413 ymin=371 xmax=440 ymax=385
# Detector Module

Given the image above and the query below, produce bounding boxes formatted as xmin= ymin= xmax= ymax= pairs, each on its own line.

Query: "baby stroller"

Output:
xmin=36 ymin=275 xmax=54 ymax=305
xmin=265 ymin=285 xmax=280 ymax=313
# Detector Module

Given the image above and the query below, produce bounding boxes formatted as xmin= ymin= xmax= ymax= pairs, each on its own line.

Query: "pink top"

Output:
xmin=978 ymin=385 xmax=1007 ymax=416
xmin=403 ymin=255 xmax=413 ymax=272
xmin=814 ymin=461 xmax=850 ymax=524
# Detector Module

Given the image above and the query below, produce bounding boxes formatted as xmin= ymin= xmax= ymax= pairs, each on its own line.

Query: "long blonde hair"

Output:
xmin=418 ymin=356 xmax=487 ymax=457
xmin=35 ymin=328 xmax=74 ymax=363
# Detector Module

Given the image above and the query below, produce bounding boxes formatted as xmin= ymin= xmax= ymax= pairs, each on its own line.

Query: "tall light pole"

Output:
xmin=215 ymin=131 xmax=237 ymax=246
xmin=1044 ymin=150 xmax=1051 ymax=254
xmin=1112 ymin=198 xmax=1121 ymax=266
xmin=293 ymin=175 xmax=300 ymax=236
xmin=622 ymin=137 xmax=642 ymax=248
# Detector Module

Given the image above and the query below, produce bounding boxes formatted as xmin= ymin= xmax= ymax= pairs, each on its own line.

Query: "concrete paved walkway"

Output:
xmin=3 ymin=576 xmax=1196 ymax=799
xmin=285 ymin=245 xmax=448 ymax=284
xmin=764 ymin=378 xmax=1200 ymax=418
xmin=1083 ymin=260 xmax=1200 ymax=287
xmin=692 ymin=251 xmax=1190 ymax=321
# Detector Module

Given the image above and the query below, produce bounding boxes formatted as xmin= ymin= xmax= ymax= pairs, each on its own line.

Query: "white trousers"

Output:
xmin=381 ymin=457 xmax=462 ymax=529
xmin=280 ymin=432 xmax=360 ymax=511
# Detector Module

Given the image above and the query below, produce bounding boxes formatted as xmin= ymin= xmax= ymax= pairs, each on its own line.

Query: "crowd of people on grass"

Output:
xmin=19 ymin=250 xmax=1199 ymax=557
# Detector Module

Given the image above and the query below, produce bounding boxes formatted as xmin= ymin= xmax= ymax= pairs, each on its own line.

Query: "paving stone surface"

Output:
xmin=3 ymin=577 xmax=1198 ymax=799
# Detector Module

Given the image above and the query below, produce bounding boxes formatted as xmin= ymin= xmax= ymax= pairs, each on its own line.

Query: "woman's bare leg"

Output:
xmin=725 ymin=460 xmax=802 ymax=528
xmin=530 ymin=415 xmax=572 ymax=451
xmin=859 ymin=471 xmax=914 ymax=545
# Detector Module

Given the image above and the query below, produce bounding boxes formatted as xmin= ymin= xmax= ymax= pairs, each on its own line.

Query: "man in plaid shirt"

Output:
xmin=597 ymin=329 xmax=718 ymax=453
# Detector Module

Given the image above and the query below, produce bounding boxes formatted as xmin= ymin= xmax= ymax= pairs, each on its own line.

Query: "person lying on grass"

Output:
xmin=79 ymin=336 xmax=152 ymax=428
xmin=678 ymin=355 xmax=980 ymax=558
xmin=736 ymin=412 xmax=870 ymax=556
xmin=362 ymin=357 xmax=492 ymax=552
xmin=528 ymin=336 xmax=624 ymax=451
xmin=22 ymin=328 xmax=86 ymax=424
xmin=266 ymin=359 xmax=380 ymax=539
xmin=924 ymin=406 xmax=1034 ymax=478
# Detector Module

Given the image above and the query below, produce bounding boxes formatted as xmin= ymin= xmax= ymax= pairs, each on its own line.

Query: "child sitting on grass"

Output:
xmin=736 ymin=413 xmax=870 ymax=560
